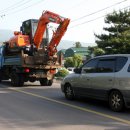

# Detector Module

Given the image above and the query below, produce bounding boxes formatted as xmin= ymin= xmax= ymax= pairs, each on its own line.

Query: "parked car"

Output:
xmin=67 ymin=67 xmax=74 ymax=74
xmin=61 ymin=54 xmax=130 ymax=112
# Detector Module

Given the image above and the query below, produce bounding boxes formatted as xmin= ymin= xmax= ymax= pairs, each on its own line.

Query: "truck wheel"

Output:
xmin=40 ymin=78 xmax=53 ymax=86
xmin=11 ymin=72 xmax=24 ymax=87
xmin=48 ymin=80 xmax=53 ymax=86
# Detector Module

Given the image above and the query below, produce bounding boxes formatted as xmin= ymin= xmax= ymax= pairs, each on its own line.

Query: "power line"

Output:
xmin=0 ymin=0 xmax=25 ymax=12
xmin=0 ymin=0 xmax=32 ymax=14
xmin=70 ymin=16 xmax=105 ymax=29
xmin=69 ymin=5 xmax=130 ymax=29
xmin=71 ymin=0 xmax=128 ymax=22
xmin=1 ymin=0 xmax=45 ymax=17
xmin=64 ymin=0 xmax=86 ymax=12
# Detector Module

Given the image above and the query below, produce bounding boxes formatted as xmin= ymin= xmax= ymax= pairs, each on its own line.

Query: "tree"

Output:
xmin=88 ymin=46 xmax=105 ymax=56
xmin=95 ymin=9 xmax=130 ymax=54
xmin=73 ymin=54 xmax=83 ymax=67
xmin=64 ymin=54 xmax=83 ymax=68
xmin=94 ymin=48 xmax=105 ymax=56
xmin=64 ymin=57 xmax=73 ymax=68
xmin=74 ymin=41 xmax=82 ymax=48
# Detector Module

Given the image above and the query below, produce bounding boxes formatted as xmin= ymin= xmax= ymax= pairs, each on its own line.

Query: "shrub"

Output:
xmin=64 ymin=54 xmax=83 ymax=68
xmin=55 ymin=68 xmax=69 ymax=77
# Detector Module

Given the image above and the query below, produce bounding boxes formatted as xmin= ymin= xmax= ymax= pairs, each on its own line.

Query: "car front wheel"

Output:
xmin=109 ymin=90 xmax=124 ymax=112
xmin=64 ymin=84 xmax=74 ymax=100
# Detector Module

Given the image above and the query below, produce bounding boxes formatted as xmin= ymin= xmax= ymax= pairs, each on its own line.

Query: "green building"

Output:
xmin=64 ymin=47 xmax=90 ymax=58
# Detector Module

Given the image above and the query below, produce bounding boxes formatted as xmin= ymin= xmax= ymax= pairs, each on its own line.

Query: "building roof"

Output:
xmin=65 ymin=47 xmax=90 ymax=57
xmin=68 ymin=47 xmax=89 ymax=52
xmin=57 ymin=49 xmax=66 ymax=56
xmin=59 ymin=49 xmax=66 ymax=54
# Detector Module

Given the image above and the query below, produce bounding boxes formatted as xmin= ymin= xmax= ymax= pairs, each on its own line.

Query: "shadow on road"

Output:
xmin=0 ymin=80 xmax=42 ymax=87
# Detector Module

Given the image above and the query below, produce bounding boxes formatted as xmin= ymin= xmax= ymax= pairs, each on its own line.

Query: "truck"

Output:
xmin=0 ymin=10 xmax=70 ymax=87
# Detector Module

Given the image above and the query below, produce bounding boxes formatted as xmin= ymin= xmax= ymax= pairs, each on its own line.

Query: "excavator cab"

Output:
xmin=21 ymin=19 xmax=49 ymax=47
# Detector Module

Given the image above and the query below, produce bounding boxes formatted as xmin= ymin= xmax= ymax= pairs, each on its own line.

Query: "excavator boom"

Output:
xmin=48 ymin=18 xmax=70 ymax=56
xmin=33 ymin=11 xmax=70 ymax=56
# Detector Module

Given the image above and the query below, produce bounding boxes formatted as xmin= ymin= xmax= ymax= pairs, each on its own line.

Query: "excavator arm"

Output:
xmin=33 ymin=11 xmax=70 ymax=56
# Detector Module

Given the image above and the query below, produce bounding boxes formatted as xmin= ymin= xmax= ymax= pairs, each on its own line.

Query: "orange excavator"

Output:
xmin=8 ymin=10 xmax=70 ymax=57
xmin=1 ymin=10 xmax=70 ymax=87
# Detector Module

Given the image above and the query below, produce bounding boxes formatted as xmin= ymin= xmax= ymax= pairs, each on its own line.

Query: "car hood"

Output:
xmin=62 ymin=73 xmax=80 ymax=83
xmin=65 ymin=73 xmax=76 ymax=78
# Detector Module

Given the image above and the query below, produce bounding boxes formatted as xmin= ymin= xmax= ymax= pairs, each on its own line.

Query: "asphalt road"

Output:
xmin=0 ymin=80 xmax=130 ymax=130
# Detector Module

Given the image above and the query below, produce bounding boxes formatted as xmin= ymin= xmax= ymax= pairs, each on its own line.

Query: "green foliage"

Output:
xmin=64 ymin=57 xmax=73 ymax=68
xmin=94 ymin=47 xmax=105 ymax=56
xmin=88 ymin=46 xmax=105 ymax=56
xmin=55 ymin=68 xmax=69 ymax=77
xmin=73 ymin=54 xmax=83 ymax=67
xmin=64 ymin=54 xmax=83 ymax=68
xmin=95 ymin=9 xmax=130 ymax=54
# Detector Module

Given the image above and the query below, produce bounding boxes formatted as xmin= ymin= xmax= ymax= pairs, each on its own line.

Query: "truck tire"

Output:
xmin=40 ymin=78 xmax=53 ymax=86
xmin=11 ymin=72 xmax=24 ymax=87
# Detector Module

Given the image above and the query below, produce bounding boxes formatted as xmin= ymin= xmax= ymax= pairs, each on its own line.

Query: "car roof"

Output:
xmin=94 ymin=54 xmax=130 ymax=59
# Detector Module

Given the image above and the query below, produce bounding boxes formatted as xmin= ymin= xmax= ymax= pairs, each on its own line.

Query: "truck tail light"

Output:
xmin=24 ymin=68 xmax=30 ymax=73
xmin=50 ymin=69 xmax=56 ymax=74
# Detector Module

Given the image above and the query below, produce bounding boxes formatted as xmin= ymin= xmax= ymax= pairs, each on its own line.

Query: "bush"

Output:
xmin=64 ymin=57 xmax=73 ymax=68
xmin=55 ymin=68 xmax=69 ymax=77
xmin=64 ymin=54 xmax=83 ymax=68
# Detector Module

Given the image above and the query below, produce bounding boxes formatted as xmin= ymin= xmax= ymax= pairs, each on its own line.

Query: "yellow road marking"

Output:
xmin=9 ymin=88 xmax=130 ymax=125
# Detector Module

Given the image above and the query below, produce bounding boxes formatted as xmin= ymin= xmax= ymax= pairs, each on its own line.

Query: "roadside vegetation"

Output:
xmin=64 ymin=54 xmax=83 ymax=68
xmin=55 ymin=54 xmax=83 ymax=78
xmin=55 ymin=68 xmax=69 ymax=78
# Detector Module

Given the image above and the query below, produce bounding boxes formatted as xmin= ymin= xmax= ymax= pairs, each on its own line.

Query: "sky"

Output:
xmin=0 ymin=0 xmax=129 ymax=47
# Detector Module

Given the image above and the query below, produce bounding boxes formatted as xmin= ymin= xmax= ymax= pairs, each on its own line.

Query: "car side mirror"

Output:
xmin=74 ymin=68 xmax=82 ymax=74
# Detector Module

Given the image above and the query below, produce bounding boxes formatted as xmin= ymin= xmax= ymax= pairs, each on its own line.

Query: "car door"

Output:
xmin=75 ymin=58 xmax=98 ymax=97
xmin=90 ymin=57 xmax=116 ymax=100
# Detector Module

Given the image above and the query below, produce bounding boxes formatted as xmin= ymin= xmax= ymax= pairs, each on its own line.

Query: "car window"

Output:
xmin=97 ymin=59 xmax=115 ymax=73
xmin=82 ymin=58 xmax=98 ymax=73
xmin=116 ymin=57 xmax=128 ymax=72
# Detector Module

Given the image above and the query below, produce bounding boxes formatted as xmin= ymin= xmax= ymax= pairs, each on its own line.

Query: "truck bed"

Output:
xmin=3 ymin=55 xmax=60 ymax=69
xmin=4 ymin=55 xmax=22 ymax=66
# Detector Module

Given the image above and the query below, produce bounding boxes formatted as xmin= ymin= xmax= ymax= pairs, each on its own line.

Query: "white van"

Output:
xmin=61 ymin=54 xmax=130 ymax=112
